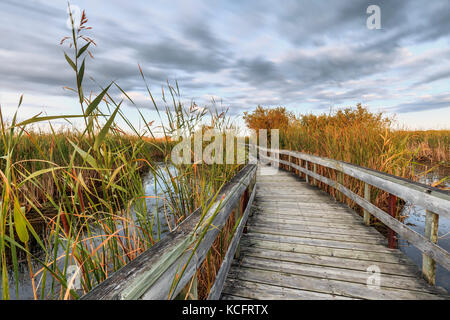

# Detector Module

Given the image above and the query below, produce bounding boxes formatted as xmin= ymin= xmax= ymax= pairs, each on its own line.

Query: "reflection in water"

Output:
xmin=398 ymin=164 xmax=450 ymax=292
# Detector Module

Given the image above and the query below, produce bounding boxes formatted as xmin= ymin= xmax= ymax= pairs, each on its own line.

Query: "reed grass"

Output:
xmin=272 ymin=104 xmax=449 ymax=228
xmin=0 ymin=7 xmax=240 ymax=300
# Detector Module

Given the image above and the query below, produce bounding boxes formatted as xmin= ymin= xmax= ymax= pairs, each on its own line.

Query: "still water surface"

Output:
xmin=398 ymin=164 xmax=450 ymax=292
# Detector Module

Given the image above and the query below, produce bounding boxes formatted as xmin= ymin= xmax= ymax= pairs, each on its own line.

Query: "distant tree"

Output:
xmin=243 ymin=106 xmax=294 ymax=132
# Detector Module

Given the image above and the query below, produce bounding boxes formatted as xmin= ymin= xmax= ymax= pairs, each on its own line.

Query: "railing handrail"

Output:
xmin=256 ymin=145 xmax=450 ymax=218
xmin=255 ymin=145 xmax=450 ymax=278
xmin=81 ymin=163 xmax=257 ymax=300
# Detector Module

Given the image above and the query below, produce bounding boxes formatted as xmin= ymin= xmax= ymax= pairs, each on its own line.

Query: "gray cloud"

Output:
xmin=0 ymin=0 xmax=449 ymax=121
xmin=132 ymin=39 xmax=230 ymax=73
xmin=234 ymin=57 xmax=285 ymax=85
xmin=415 ymin=68 xmax=450 ymax=86
xmin=392 ymin=93 xmax=450 ymax=113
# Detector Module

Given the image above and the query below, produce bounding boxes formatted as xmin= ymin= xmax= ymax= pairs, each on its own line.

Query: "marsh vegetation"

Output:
xmin=1 ymin=8 xmax=448 ymax=299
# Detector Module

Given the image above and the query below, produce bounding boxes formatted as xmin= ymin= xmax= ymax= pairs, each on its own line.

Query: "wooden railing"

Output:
xmin=257 ymin=145 xmax=450 ymax=286
xmin=81 ymin=164 xmax=257 ymax=300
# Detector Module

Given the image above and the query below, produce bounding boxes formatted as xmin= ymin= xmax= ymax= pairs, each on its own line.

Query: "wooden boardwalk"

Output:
xmin=221 ymin=165 xmax=449 ymax=300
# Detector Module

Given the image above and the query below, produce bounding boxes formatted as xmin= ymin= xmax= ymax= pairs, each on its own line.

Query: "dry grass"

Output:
xmin=246 ymin=104 xmax=448 ymax=233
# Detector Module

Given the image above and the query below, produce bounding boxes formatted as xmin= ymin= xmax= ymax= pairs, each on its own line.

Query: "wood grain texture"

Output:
xmin=259 ymin=153 xmax=450 ymax=271
xmin=82 ymin=164 xmax=257 ymax=300
xmin=258 ymin=146 xmax=450 ymax=218
xmin=220 ymin=164 xmax=449 ymax=300
xmin=207 ymin=184 xmax=257 ymax=300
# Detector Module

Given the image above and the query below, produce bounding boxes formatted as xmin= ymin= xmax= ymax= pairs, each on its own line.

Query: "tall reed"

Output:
xmin=0 ymin=7 xmax=240 ymax=300
xmin=246 ymin=104 xmax=448 ymax=229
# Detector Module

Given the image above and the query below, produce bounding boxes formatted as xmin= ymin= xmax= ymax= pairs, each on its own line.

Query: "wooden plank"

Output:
xmin=253 ymin=205 xmax=361 ymax=216
xmin=254 ymin=201 xmax=349 ymax=210
xmin=240 ymin=237 xmax=415 ymax=265
xmin=245 ymin=225 xmax=386 ymax=245
xmin=364 ymin=183 xmax=371 ymax=225
xmin=253 ymin=213 xmax=367 ymax=226
xmin=255 ymin=205 xmax=361 ymax=216
xmin=81 ymin=215 xmax=196 ymax=300
xmin=221 ymin=160 xmax=448 ymax=300
xmin=247 ymin=220 xmax=385 ymax=239
xmin=250 ymin=212 xmax=373 ymax=228
xmin=256 ymin=198 xmax=338 ymax=204
xmin=255 ymin=194 xmax=333 ymax=200
xmin=207 ymin=185 xmax=256 ymax=300
xmin=333 ymin=180 xmax=450 ymax=271
xmin=141 ymin=165 xmax=257 ymax=300
xmin=245 ymin=232 xmax=398 ymax=253
xmin=258 ymin=146 xmax=450 ymax=218
xmin=256 ymin=186 xmax=319 ymax=193
xmin=239 ymin=246 xmax=423 ymax=277
xmin=220 ymin=294 xmax=251 ymax=300
xmin=227 ymin=267 xmax=447 ymax=300
xmin=82 ymin=164 xmax=257 ymax=300
xmin=313 ymin=163 xmax=317 ymax=186
xmin=234 ymin=255 xmax=443 ymax=293
xmin=255 ymin=208 xmax=366 ymax=220
xmin=250 ymin=216 xmax=370 ymax=231
xmin=305 ymin=160 xmax=309 ymax=184
xmin=268 ymin=157 xmax=450 ymax=271
xmin=256 ymin=178 xmax=299 ymax=182
xmin=423 ymin=210 xmax=439 ymax=285
xmin=222 ymin=278 xmax=355 ymax=300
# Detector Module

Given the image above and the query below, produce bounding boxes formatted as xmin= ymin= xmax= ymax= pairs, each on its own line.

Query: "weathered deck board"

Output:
xmin=221 ymin=165 xmax=449 ymax=300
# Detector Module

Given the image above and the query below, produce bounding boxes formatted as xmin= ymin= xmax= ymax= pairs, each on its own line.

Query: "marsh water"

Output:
xmin=2 ymin=164 xmax=178 ymax=300
xmin=3 ymin=163 xmax=449 ymax=299
xmin=398 ymin=164 xmax=450 ymax=292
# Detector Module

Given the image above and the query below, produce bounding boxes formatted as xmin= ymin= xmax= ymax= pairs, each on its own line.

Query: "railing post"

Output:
xmin=422 ymin=210 xmax=439 ymax=285
xmin=337 ymin=171 xmax=343 ymax=202
xmin=363 ymin=183 xmax=371 ymax=226
xmin=305 ymin=161 xmax=309 ymax=184
xmin=313 ymin=163 xmax=317 ymax=186
xmin=388 ymin=194 xmax=398 ymax=249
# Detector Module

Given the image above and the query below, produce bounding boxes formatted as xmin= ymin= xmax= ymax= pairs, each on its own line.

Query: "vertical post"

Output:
xmin=313 ymin=163 xmax=317 ymax=186
xmin=388 ymin=194 xmax=398 ymax=249
xmin=363 ymin=183 xmax=371 ymax=226
xmin=301 ymin=160 xmax=305 ymax=179
xmin=305 ymin=161 xmax=309 ymax=184
xmin=422 ymin=210 xmax=439 ymax=285
xmin=297 ymin=158 xmax=303 ymax=178
xmin=337 ymin=171 xmax=343 ymax=202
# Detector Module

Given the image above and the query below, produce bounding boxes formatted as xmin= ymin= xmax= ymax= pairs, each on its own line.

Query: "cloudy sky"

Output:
xmin=0 ymin=0 xmax=449 ymax=130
